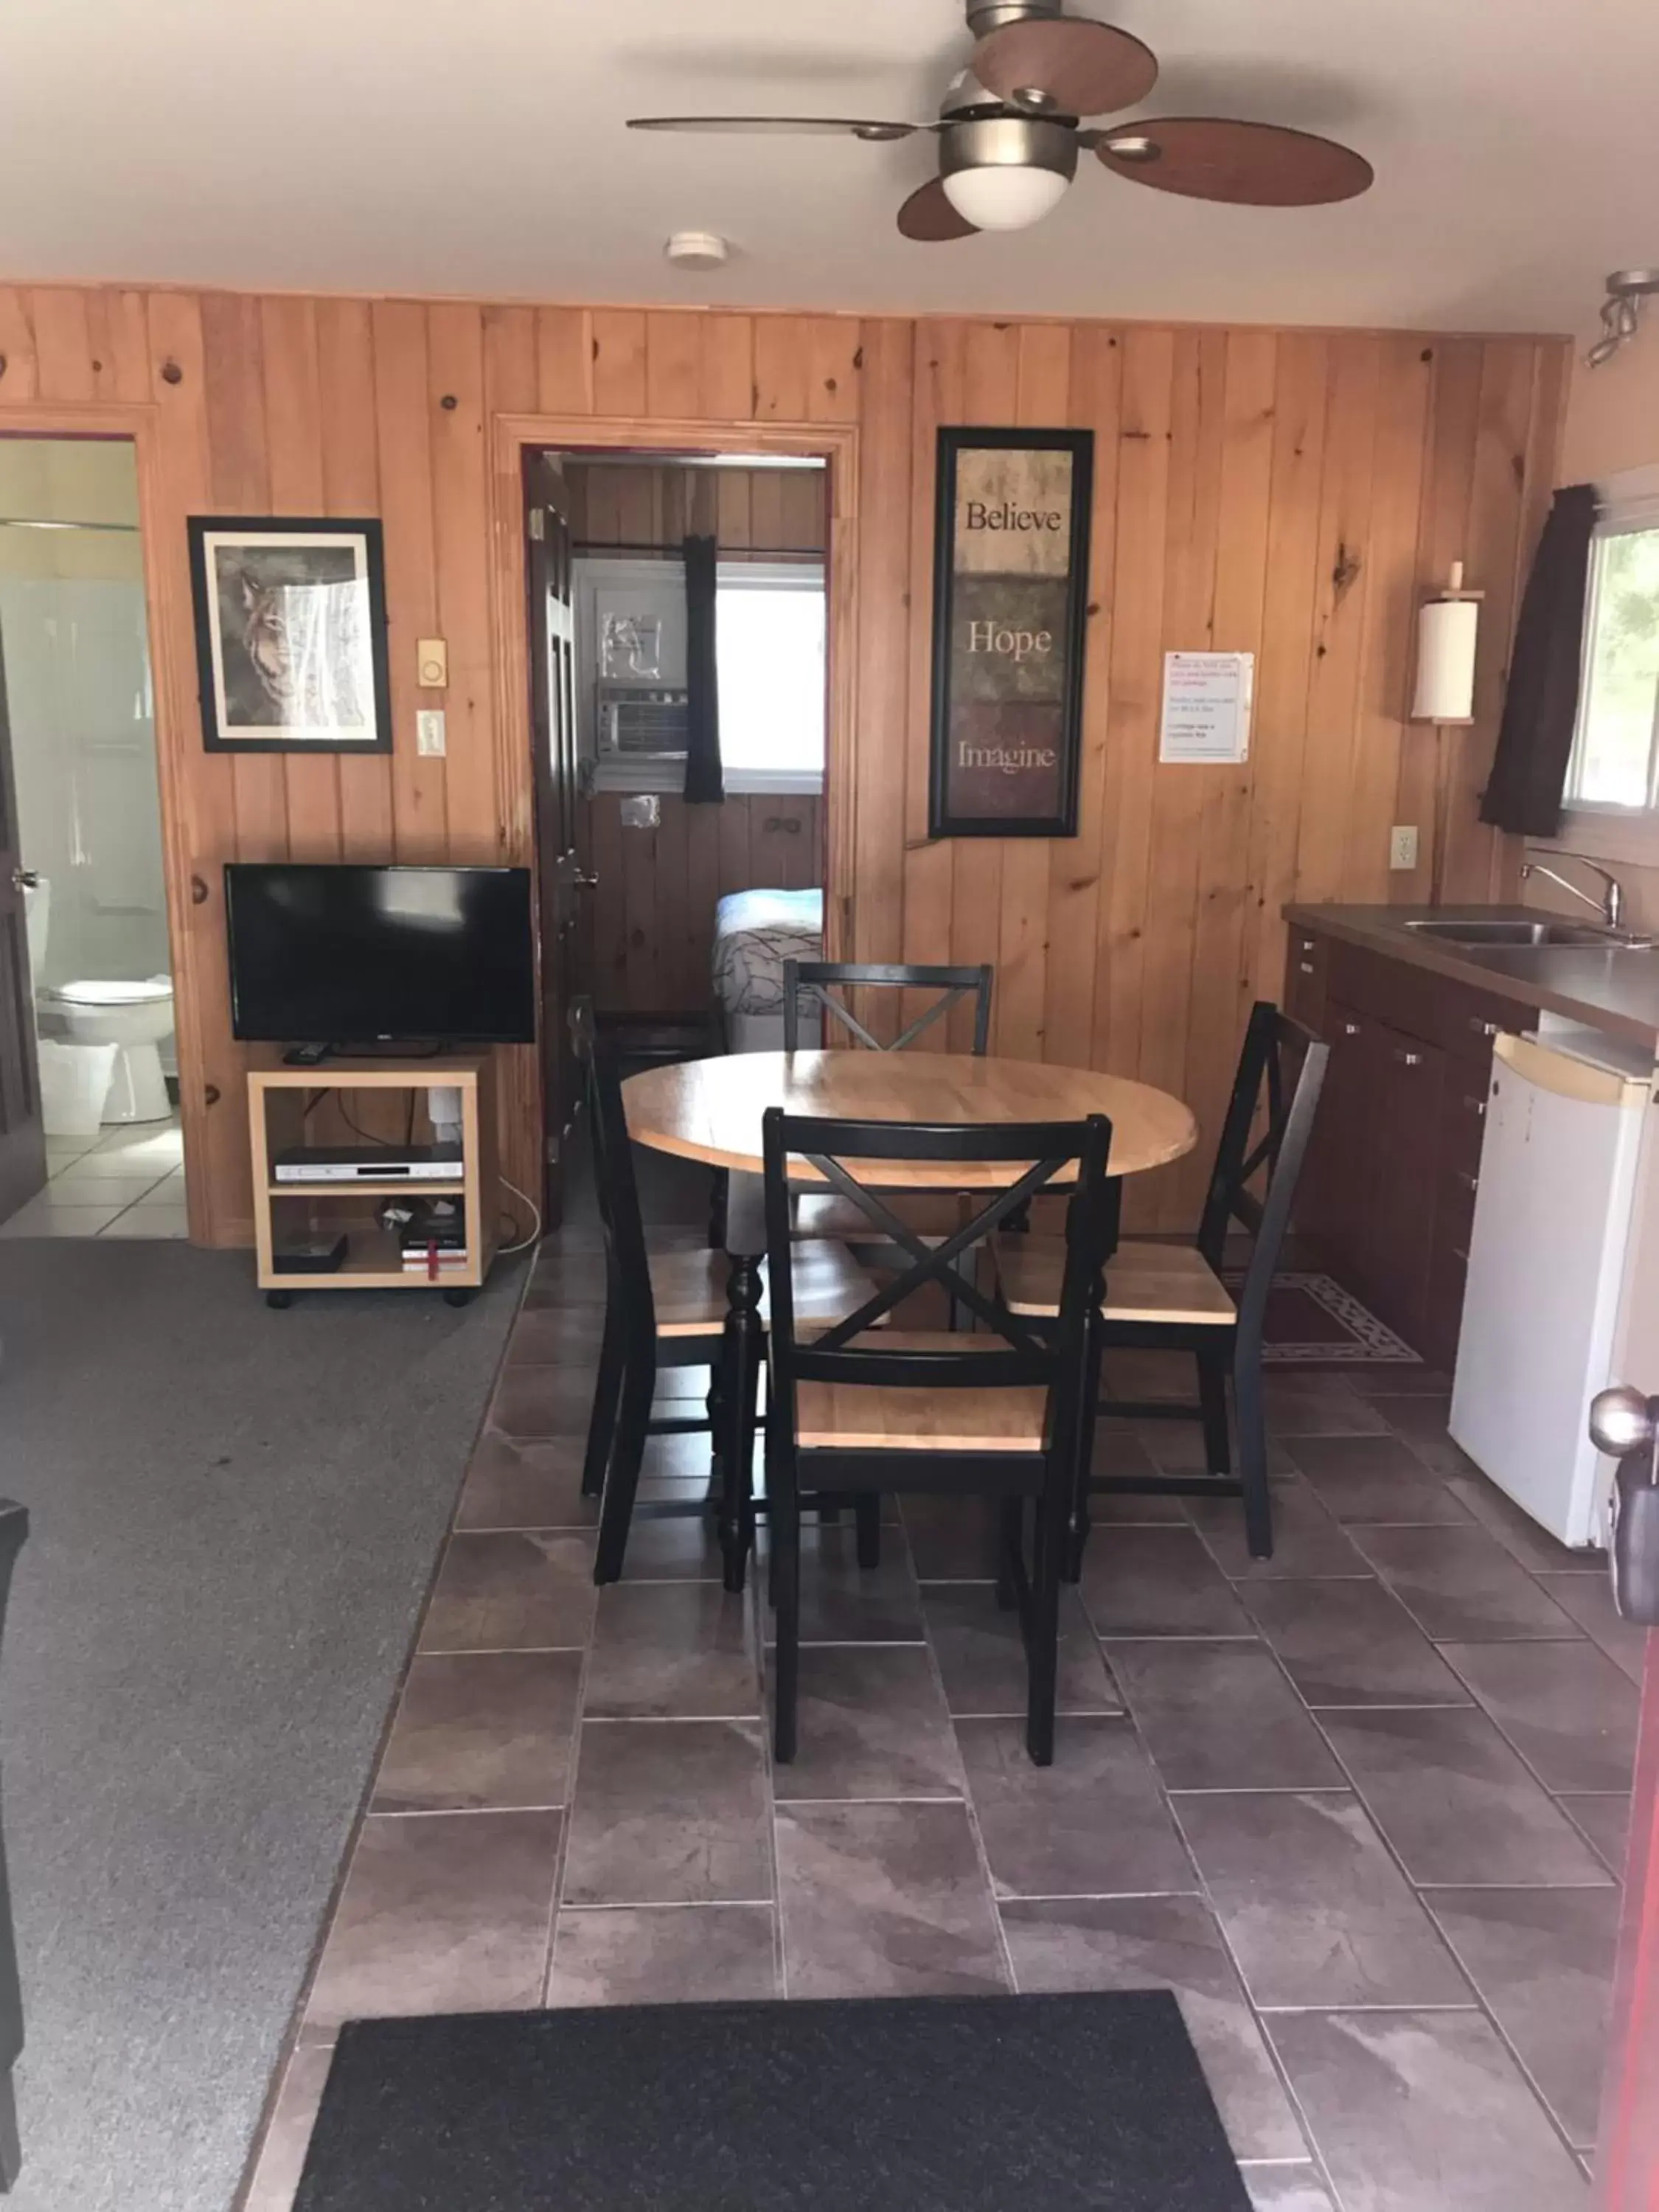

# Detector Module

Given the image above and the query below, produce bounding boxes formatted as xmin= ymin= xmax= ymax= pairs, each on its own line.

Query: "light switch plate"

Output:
xmin=1389 ymin=824 xmax=1419 ymax=871
xmin=416 ymin=709 xmax=447 ymax=757
xmin=417 ymin=638 xmax=448 ymax=688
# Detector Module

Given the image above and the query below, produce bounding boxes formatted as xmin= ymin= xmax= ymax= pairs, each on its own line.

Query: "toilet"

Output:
xmin=23 ymin=879 xmax=176 ymax=1124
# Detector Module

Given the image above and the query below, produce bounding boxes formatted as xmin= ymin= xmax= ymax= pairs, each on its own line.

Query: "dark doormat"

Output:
xmin=293 ymin=1992 xmax=1251 ymax=2211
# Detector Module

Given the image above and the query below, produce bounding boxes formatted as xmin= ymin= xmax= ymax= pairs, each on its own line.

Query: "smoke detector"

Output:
xmin=664 ymin=232 xmax=730 ymax=271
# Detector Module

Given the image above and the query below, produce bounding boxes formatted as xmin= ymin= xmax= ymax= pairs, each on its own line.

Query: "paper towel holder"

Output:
xmin=1411 ymin=560 xmax=1484 ymax=726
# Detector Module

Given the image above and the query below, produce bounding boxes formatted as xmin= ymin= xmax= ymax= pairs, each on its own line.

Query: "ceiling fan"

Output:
xmin=627 ymin=0 xmax=1373 ymax=240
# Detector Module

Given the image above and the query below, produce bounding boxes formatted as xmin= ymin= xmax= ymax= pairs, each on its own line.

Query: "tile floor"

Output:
xmin=240 ymin=1162 xmax=1637 ymax=2212
xmin=2 ymin=1112 xmax=187 ymax=1239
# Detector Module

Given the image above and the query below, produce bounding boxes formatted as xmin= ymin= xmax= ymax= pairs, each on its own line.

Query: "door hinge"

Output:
xmin=528 ymin=508 xmax=546 ymax=542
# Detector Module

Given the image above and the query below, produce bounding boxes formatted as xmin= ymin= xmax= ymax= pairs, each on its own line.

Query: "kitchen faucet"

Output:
xmin=1520 ymin=857 xmax=1625 ymax=932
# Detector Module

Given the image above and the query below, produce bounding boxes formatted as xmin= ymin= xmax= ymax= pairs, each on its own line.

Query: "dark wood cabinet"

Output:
xmin=1285 ymin=925 xmax=1536 ymax=1369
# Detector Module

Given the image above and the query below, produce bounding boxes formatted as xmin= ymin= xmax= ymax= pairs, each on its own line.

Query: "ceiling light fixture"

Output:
xmin=939 ymin=114 xmax=1077 ymax=230
xmin=1585 ymin=268 xmax=1659 ymax=367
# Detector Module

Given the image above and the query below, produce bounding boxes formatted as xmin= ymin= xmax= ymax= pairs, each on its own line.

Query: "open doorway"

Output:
xmin=0 ymin=436 xmax=184 ymax=1239
xmin=525 ymin=448 xmax=830 ymax=1220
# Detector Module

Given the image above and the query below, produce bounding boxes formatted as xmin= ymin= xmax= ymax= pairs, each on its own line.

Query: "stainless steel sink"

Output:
xmin=1404 ymin=917 xmax=1651 ymax=949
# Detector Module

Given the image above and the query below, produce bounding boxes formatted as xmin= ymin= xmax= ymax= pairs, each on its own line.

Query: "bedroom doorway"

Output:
xmin=525 ymin=444 xmax=831 ymax=1220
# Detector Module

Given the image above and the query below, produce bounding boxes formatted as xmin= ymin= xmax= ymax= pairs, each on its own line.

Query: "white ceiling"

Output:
xmin=4 ymin=0 xmax=1656 ymax=334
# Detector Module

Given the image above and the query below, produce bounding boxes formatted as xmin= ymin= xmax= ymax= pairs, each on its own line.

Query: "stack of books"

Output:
xmin=402 ymin=1230 xmax=469 ymax=1279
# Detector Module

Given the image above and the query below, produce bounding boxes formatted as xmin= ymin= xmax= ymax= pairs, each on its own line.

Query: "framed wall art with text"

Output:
xmin=928 ymin=427 xmax=1093 ymax=839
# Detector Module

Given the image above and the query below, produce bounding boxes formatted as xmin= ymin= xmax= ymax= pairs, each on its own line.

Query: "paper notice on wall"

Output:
xmin=1158 ymin=652 xmax=1254 ymax=764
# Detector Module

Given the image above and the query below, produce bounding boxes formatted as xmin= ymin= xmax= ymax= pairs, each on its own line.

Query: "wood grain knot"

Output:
xmin=161 ymin=358 xmax=183 ymax=385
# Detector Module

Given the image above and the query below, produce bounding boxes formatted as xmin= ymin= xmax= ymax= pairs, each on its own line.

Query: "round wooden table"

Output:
xmin=623 ymin=1049 xmax=1197 ymax=1188
xmin=624 ymin=1050 xmax=1197 ymax=1589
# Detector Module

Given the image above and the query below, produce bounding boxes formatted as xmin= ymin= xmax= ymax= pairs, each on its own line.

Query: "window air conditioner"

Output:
xmin=597 ymin=686 xmax=690 ymax=760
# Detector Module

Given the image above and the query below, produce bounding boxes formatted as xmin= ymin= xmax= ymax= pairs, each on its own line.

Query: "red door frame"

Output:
xmin=1599 ymin=1631 xmax=1659 ymax=2208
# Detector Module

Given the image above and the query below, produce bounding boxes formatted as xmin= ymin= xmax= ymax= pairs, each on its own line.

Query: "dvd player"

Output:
xmin=273 ymin=1145 xmax=464 ymax=1183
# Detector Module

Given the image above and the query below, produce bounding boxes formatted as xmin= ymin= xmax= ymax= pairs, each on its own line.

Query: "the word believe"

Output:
xmin=963 ymin=500 xmax=1063 ymax=532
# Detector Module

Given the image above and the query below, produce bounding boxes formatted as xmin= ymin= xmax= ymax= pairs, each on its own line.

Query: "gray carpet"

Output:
xmin=0 ymin=1240 xmax=522 ymax=2212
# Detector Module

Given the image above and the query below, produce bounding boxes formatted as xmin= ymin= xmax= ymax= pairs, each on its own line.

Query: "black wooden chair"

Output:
xmin=762 ymin=1108 xmax=1115 ymax=1767
xmin=994 ymin=1001 xmax=1328 ymax=1569
xmin=782 ymin=960 xmax=995 ymax=1056
xmin=573 ymin=1001 xmax=875 ymax=1586
xmin=783 ymin=961 xmax=997 ymax=1278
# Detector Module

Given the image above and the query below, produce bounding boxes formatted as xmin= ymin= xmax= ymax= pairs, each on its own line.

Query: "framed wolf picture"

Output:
xmin=188 ymin=516 xmax=392 ymax=753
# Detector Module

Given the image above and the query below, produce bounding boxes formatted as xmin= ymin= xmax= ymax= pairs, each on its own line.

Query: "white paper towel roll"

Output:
xmin=1412 ymin=597 xmax=1479 ymax=723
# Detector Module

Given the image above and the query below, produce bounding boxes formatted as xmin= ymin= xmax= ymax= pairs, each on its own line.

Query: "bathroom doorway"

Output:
xmin=0 ymin=435 xmax=184 ymax=1239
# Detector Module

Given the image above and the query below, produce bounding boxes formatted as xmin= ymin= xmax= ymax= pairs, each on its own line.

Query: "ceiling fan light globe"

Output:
xmin=941 ymin=161 xmax=1071 ymax=229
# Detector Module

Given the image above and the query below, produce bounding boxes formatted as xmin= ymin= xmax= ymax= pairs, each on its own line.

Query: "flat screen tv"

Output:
xmin=225 ymin=863 xmax=536 ymax=1046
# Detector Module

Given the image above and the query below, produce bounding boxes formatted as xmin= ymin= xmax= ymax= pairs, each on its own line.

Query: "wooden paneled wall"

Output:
xmin=586 ymin=793 xmax=821 ymax=1018
xmin=0 ymin=286 xmax=1565 ymax=1239
xmin=566 ymin=460 xmax=827 ymax=557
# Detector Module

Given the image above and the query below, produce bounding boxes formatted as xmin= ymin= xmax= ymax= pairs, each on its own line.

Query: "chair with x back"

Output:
xmin=782 ymin=961 xmax=995 ymax=1057
xmin=571 ymin=999 xmax=740 ymax=1583
xmin=995 ymin=1001 xmax=1329 ymax=1569
xmin=762 ymin=1107 xmax=1114 ymax=1767
xmin=574 ymin=1000 xmax=882 ymax=1588
xmin=782 ymin=963 xmax=996 ymax=1268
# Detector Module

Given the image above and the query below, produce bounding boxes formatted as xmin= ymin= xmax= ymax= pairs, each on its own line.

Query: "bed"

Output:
xmin=712 ymin=886 xmax=824 ymax=1051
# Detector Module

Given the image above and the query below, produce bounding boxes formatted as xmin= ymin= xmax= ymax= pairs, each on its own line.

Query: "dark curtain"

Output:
xmin=1480 ymin=482 xmax=1598 ymax=838
xmin=682 ymin=533 xmax=724 ymax=805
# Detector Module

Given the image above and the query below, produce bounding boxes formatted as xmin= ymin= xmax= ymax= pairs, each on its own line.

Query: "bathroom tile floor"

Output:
xmin=240 ymin=1149 xmax=1634 ymax=2212
xmin=2 ymin=1112 xmax=187 ymax=1239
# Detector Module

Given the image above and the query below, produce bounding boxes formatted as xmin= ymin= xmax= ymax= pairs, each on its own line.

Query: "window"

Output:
xmin=1566 ymin=517 xmax=1659 ymax=813
xmin=715 ymin=562 xmax=826 ymax=790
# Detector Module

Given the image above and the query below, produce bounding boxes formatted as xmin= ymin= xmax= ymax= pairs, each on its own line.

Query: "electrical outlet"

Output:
xmin=416 ymin=710 xmax=447 ymax=757
xmin=1389 ymin=824 xmax=1419 ymax=871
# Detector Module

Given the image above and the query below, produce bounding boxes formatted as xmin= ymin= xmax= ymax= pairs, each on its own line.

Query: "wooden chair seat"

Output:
xmin=650 ymin=1241 xmax=880 ymax=1338
xmin=796 ymin=1332 xmax=1046 ymax=1452
xmin=996 ymin=1236 xmax=1237 ymax=1326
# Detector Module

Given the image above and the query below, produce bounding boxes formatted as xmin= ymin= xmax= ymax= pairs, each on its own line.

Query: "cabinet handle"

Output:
xmin=1298 ymin=939 xmax=1315 ymax=955
xmin=1298 ymin=961 xmax=1315 ymax=975
xmin=1456 ymin=1168 xmax=1478 ymax=1192
xmin=1463 ymin=1093 xmax=1485 ymax=1118
xmin=1341 ymin=1020 xmax=1361 ymax=1037
xmin=1468 ymin=1017 xmax=1499 ymax=1038
xmin=1393 ymin=1048 xmax=1424 ymax=1068
xmin=1452 ymin=1245 xmax=1470 ymax=1265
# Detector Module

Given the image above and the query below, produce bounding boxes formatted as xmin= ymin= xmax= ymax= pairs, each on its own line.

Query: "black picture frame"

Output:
xmin=189 ymin=515 xmax=393 ymax=754
xmin=928 ymin=427 xmax=1093 ymax=839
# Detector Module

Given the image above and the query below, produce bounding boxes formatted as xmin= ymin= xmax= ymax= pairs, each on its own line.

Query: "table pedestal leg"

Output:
xmin=717 ymin=1172 xmax=766 ymax=1594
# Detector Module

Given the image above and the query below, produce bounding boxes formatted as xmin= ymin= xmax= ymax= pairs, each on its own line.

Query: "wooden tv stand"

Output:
xmin=247 ymin=1054 xmax=498 ymax=1306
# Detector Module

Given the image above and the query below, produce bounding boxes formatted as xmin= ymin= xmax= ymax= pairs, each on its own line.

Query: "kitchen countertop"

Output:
xmin=1284 ymin=903 xmax=1659 ymax=1054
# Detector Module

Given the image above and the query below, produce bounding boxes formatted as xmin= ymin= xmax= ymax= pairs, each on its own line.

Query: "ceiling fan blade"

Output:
xmin=1094 ymin=117 xmax=1373 ymax=204
xmin=627 ymin=115 xmax=922 ymax=141
xmin=971 ymin=17 xmax=1158 ymax=118
xmin=897 ymin=178 xmax=981 ymax=242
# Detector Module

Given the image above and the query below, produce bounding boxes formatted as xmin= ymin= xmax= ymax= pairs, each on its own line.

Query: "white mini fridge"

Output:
xmin=1450 ymin=1027 xmax=1655 ymax=1549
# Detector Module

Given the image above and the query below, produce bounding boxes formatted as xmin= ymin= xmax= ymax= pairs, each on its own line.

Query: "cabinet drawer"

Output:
xmin=1284 ymin=929 xmax=1328 ymax=1034
xmin=1327 ymin=943 xmax=1438 ymax=1041
xmin=1436 ymin=981 xmax=1537 ymax=1066
xmin=1436 ymin=1154 xmax=1480 ymax=1267
xmin=1439 ymin=1077 xmax=1492 ymax=1179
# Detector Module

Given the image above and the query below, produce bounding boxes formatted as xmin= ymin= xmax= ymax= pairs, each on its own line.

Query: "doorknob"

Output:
xmin=1589 ymin=1385 xmax=1659 ymax=1627
xmin=10 ymin=868 xmax=38 ymax=893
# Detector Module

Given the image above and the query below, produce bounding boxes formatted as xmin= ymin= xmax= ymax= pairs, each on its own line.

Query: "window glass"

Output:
xmin=715 ymin=566 xmax=825 ymax=778
xmin=1570 ymin=524 xmax=1659 ymax=808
